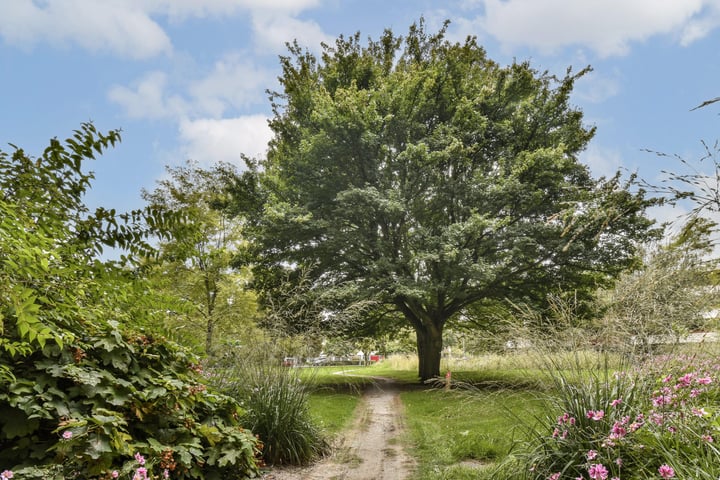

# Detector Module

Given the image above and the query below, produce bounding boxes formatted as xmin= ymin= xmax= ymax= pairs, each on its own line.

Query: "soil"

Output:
xmin=260 ymin=376 xmax=417 ymax=480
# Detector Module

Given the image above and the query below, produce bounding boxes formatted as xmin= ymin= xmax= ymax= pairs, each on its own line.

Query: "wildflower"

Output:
xmin=134 ymin=453 xmax=146 ymax=465
xmin=587 ymin=410 xmax=605 ymax=421
xmin=691 ymin=407 xmax=707 ymax=417
xmin=163 ymin=469 xmax=170 ymax=479
xmin=702 ymin=434 xmax=714 ymax=442
xmin=133 ymin=467 xmax=149 ymax=480
xmin=610 ymin=398 xmax=622 ymax=407
xmin=586 ymin=449 xmax=598 ymax=460
xmin=658 ymin=464 xmax=675 ymax=478
xmin=111 ymin=471 xmax=119 ymax=478
xmin=549 ymin=473 xmax=560 ymax=480
xmin=677 ymin=373 xmax=695 ymax=387
xmin=697 ymin=376 xmax=712 ymax=385
xmin=588 ymin=463 xmax=608 ymax=480
xmin=1 ymin=471 xmax=13 ymax=479
xmin=62 ymin=430 xmax=73 ymax=439
xmin=611 ymin=422 xmax=627 ymax=438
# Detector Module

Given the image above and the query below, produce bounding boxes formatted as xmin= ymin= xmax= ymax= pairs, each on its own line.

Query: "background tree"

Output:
xmin=247 ymin=20 xmax=659 ymax=380
xmin=601 ymin=217 xmax=719 ymax=352
xmin=142 ymin=160 xmax=257 ymax=355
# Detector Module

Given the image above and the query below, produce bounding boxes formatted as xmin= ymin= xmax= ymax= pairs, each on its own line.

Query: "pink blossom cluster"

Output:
xmin=537 ymin=356 xmax=720 ymax=479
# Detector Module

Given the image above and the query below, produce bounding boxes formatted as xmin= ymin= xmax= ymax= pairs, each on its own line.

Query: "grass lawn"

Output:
xmin=401 ymin=387 xmax=545 ymax=479
xmin=306 ymin=359 xmax=548 ymax=480
xmin=308 ymin=390 xmax=362 ymax=435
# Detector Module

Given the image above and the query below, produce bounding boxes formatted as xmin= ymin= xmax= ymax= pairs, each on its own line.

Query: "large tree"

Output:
xmin=249 ymin=21 xmax=658 ymax=380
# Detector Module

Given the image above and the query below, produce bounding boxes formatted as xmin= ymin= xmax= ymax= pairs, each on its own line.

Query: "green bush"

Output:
xmin=213 ymin=349 xmax=328 ymax=466
xmin=0 ymin=125 xmax=261 ymax=479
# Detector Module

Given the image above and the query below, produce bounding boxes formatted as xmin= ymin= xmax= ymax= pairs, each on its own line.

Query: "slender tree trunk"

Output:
xmin=205 ymin=317 xmax=215 ymax=356
xmin=415 ymin=321 xmax=444 ymax=381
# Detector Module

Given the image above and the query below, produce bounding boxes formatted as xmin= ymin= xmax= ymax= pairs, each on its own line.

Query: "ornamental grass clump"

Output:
xmin=505 ymin=352 xmax=720 ymax=479
xmin=213 ymin=350 xmax=329 ymax=466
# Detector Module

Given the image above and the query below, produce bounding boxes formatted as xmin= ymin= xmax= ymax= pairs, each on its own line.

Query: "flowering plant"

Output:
xmin=510 ymin=353 xmax=720 ymax=479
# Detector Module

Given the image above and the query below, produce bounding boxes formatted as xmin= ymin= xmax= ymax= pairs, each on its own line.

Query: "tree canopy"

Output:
xmin=142 ymin=160 xmax=258 ymax=355
xmin=245 ymin=20 xmax=659 ymax=380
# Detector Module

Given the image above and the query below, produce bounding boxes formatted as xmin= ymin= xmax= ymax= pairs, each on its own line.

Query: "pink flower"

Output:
xmin=697 ymin=376 xmax=712 ymax=385
xmin=111 ymin=471 xmax=119 ymax=478
xmin=610 ymin=398 xmax=622 ymax=407
xmin=1 ymin=471 xmax=14 ymax=479
xmin=134 ymin=452 xmax=146 ymax=465
xmin=692 ymin=407 xmax=707 ymax=417
xmin=702 ymin=434 xmax=714 ymax=442
xmin=587 ymin=410 xmax=605 ymax=421
xmin=133 ymin=467 xmax=149 ymax=480
xmin=586 ymin=449 xmax=598 ymax=460
xmin=62 ymin=430 xmax=73 ymax=439
xmin=549 ymin=473 xmax=560 ymax=480
xmin=588 ymin=463 xmax=608 ymax=480
xmin=611 ymin=422 xmax=627 ymax=438
xmin=658 ymin=464 xmax=675 ymax=478
xmin=163 ymin=469 xmax=170 ymax=479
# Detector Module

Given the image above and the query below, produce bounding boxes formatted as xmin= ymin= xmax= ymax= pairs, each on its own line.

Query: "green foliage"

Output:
xmin=402 ymin=388 xmax=542 ymax=480
xmin=245 ymin=19 xmax=660 ymax=380
xmin=142 ymin=160 xmax=259 ymax=356
xmin=212 ymin=349 xmax=329 ymax=466
xmin=0 ymin=125 xmax=260 ymax=478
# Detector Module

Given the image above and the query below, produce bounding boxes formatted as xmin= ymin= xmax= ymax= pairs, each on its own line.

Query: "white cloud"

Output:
xmin=573 ymin=68 xmax=622 ymax=104
xmin=178 ymin=115 xmax=273 ymax=166
xmin=0 ymin=0 xmax=172 ymax=59
xmin=581 ymin=144 xmax=623 ymax=179
xmin=0 ymin=0 xmax=324 ymax=58
xmin=142 ymin=0 xmax=322 ymax=19
xmin=466 ymin=0 xmax=716 ymax=57
xmin=108 ymin=71 xmax=189 ymax=119
xmin=189 ymin=53 xmax=274 ymax=117
xmin=251 ymin=12 xmax=332 ymax=53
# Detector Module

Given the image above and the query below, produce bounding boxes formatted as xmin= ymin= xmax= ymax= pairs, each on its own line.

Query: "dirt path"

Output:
xmin=261 ymin=377 xmax=416 ymax=480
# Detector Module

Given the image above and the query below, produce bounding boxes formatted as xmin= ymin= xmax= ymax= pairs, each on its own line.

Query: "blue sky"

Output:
xmin=2 ymin=0 xmax=720 ymax=228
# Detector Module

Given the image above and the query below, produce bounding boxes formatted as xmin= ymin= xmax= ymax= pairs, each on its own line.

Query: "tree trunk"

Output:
xmin=415 ymin=321 xmax=444 ymax=381
xmin=205 ymin=317 xmax=215 ymax=356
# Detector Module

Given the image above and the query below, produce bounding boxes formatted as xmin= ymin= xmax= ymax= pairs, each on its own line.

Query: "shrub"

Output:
xmin=0 ymin=125 xmax=261 ymax=479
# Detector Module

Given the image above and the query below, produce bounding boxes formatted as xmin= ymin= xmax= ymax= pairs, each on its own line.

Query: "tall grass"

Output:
xmin=209 ymin=347 xmax=329 ymax=466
